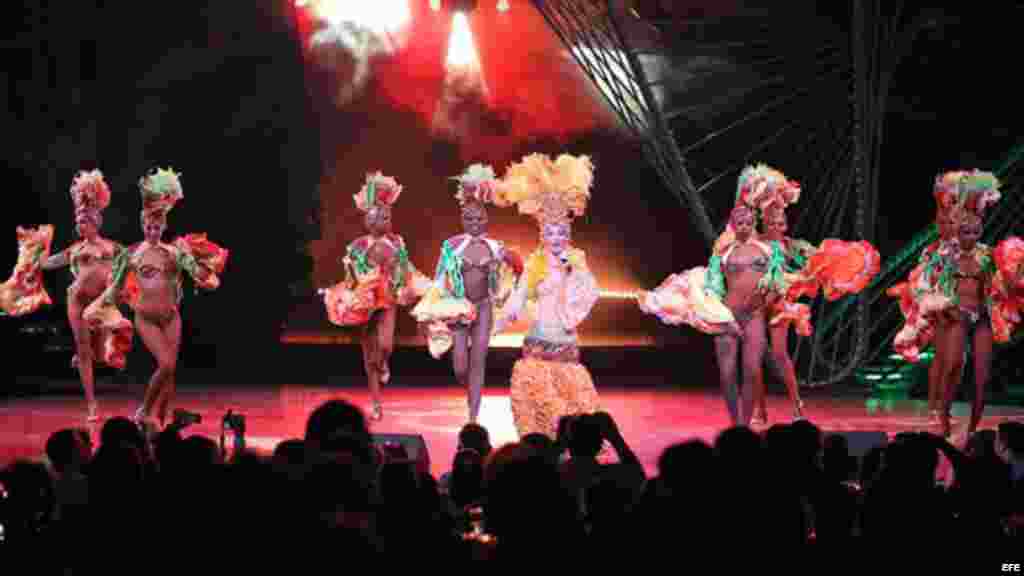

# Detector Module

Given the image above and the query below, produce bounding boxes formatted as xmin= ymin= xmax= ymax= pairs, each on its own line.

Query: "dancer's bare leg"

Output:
xmin=740 ymin=311 xmax=767 ymax=427
xmin=361 ymin=314 xmax=380 ymax=400
xmin=361 ymin=310 xmax=384 ymax=419
xmin=136 ymin=312 xmax=179 ymax=426
xmin=969 ymin=318 xmax=993 ymax=435
xmin=714 ymin=334 xmax=741 ymax=426
xmin=769 ymin=322 xmax=803 ymax=418
xmin=152 ymin=313 xmax=182 ymax=426
xmin=754 ymin=352 xmax=770 ymax=424
xmin=67 ymin=300 xmax=97 ymax=420
xmin=373 ymin=306 xmax=395 ymax=419
xmin=938 ymin=318 xmax=966 ymax=437
xmin=452 ymin=323 xmax=472 ymax=420
xmin=927 ymin=331 xmax=945 ymax=419
xmin=466 ymin=301 xmax=492 ymax=423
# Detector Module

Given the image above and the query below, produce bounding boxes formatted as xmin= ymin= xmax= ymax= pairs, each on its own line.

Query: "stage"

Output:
xmin=4 ymin=380 xmax=1024 ymax=477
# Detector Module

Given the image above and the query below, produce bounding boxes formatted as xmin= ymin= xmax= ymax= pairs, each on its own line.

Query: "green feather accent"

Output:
xmin=140 ymin=167 xmax=183 ymax=201
xmin=451 ymin=163 xmax=496 ymax=185
xmin=104 ymin=247 xmax=131 ymax=305
xmin=435 ymin=240 xmax=465 ymax=299
xmin=758 ymin=242 xmax=788 ymax=294
xmin=392 ymin=244 xmax=410 ymax=291
xmin=960 ymin=171 xmax=1000 ymax=194
xmin=366 ymin=179 xmax=376 ymax=207
xmin=705 ymin=255 xmax=726 ymax=299
xmin=347 ymin=244 xmax=371 ymax=276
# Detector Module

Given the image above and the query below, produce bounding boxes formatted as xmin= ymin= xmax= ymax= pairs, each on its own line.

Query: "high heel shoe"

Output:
xmin=793 ymin=400 xmax=806 ymax=421
xmin=370 ymin=401 xmax=383 ymax=421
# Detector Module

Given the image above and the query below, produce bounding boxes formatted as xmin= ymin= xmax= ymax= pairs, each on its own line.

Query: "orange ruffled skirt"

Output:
xmin=509 ymin=340 xmax=601 ymax=441
xmin=991 ymin=236 xmax=1024 ymax=343
xmin=324 ymin=268 xmax=431 ymax=328
xmin=79 ymin=298 xmax=134 ymax=370
xmin=787 ymin=239 xmax=881 ymax=302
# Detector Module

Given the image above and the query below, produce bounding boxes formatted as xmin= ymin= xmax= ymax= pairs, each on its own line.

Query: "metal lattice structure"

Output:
xmin=532 ymin=0 xmax=716 ymax=243
xmin=531 ymin=0 xmax=967 ymax=388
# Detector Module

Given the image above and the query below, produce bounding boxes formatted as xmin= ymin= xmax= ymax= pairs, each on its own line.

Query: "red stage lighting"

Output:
xmin=450 ymin=0 xmax=478 ymax=13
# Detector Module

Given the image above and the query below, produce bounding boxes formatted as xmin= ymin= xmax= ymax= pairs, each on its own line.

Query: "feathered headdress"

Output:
xmin=70 ymin=170 xmax=111 ymax=214
xmin=933 ymin=171 xmax=967 ymax=216
xmin=736 ymin=164 xmax=800 ymax=216
xmin=497 ymin=153 xmax=594 ymax=227
xmin=451 ymin=164 xmax=499 ymax=206
xmin=957 ymin=169 xmax=1000 ymax=217
xmin=353 ymin=171 xmax=402 ymax=213
xmin=713 ymin=164 xmax=799 ymax=254
xmin=139 ymin=167 xmax=184 ymax=219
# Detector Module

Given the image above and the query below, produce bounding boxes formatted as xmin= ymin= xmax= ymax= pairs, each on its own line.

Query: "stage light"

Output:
xmin=446 ymin=12 xmax=479 ymax=68
xmin=430 ymin=0 xmax=441 ymax=11
xmin=496 ymin=0 xmax=509 ymax=12
xmin=305 ymin=0 xmax=411 ymax=35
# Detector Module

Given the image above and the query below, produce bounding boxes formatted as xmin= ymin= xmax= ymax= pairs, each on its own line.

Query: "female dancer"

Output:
xmin=888 ymin=172 xmax=963 ymax=422
xmin=753 ymin=202 xmax=813 ymax=422
xmin=640 ymin=164 xmax=795 ymax=425
xmin=321 ymin=172 xmax=430 ymax=420
xmin=85 ymin=168 xmax=228 ymax=430
xmin=491 ymin=153 xmax=603 ymax=439
xmin=752 ymin=179 xmax=880 ymax=423
xmin=1 ymin=170 xmax=130 ymax=421
xmin=411 ymin=165 xmax=523 ymax=423
xmin=932 ymin=172 xmax=1023 ymax=437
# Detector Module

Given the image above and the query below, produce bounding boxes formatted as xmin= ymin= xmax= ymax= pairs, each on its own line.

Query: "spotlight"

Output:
xmin=497 ymin=0 xmax=509 ymax=11
xmin=430 ymin=0 xmax=441 ymax=11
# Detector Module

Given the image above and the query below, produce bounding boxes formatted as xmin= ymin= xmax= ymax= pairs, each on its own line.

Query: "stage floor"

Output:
xmin=4 ymin=383 xmax=1024 ymax=477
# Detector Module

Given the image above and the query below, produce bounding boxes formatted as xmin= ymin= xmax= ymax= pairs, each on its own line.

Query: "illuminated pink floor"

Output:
xmin=3 ymin=384 xmax=1022 ymax=477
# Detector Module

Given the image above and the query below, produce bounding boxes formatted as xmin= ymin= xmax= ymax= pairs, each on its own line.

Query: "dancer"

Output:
xmin=321 ymin=172 xmax=430 ymax=420
xmin=752 ymin=203 xmax=812 ymax=422
xmin=85 ymin=168 xmax=228 ymax=430
xmin=411 ymin=164 xmax=523 ymax=423
xmin=1 ymin=170 xmax=130 ymax=421
xmin=639 ymin=166 xmax=788 ymax=425
xmin=753 ymin=180 xmax=880 ymax=423
xmin=931 ymin=172 xmax=1023 ymax=437
xmin=887 ymin=172 xmax=963 ymax=422
xmin=490 ymin=153 xmax=603 ymax=440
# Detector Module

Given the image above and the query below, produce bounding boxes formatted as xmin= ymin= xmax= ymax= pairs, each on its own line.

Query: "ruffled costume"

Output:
xmin=494 ymin=154 xmax=603 ymax=441
xmin=321 ymin=172 xmax=431 ymax=327
xmin=0 ymin=225 xmax=55 ymax=317
xmin=886 ymin=171 xmax=965 ymax=361
xmin=641 ymin=164 xmax=879 ymax=337
xmin=888 ymin=170 xmax=1022 ymax=361
xmin=84 ymin=168 xmax=229 ymax=367
xmin=410 ymin=164 xmax=523 ymax=359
